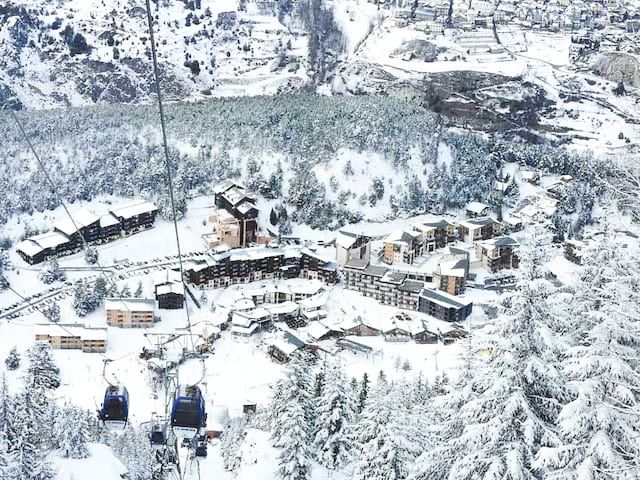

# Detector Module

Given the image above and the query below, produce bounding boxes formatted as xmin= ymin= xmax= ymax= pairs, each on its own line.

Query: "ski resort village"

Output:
xmin=2 ymin=159 xmax=639 ymax=479
xmin=1 ymin=0 xmax=640 ymax=478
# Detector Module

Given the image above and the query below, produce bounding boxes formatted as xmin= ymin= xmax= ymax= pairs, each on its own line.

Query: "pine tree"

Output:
xmin=72 ymin=280 xmax=98 ymax=317
xmin=10 ymin=388 xmax=54 ymax=480
xmin=94 ymin=277 xmax=108 ymax=301
xmin=120 ymin=284 xmax=131 ymax=298
xmin=134 ymin=280 xmax=143 ymax=298
xmin=26 ymin=343 xmax=61 ymax=391
xmin=352 ymin=380 xmax=422 ymax=480
xmin=357 ymin=372 xmax=369 ymax=413
xmin=56 ymin=403 xmax=90 ymax=459
xmin=84 ymin=247 xmax=98 ymax=265
xmin=38 ymin=259 xmax=66 ymax=284
xmin=5 ymin=347 xmax=20 ymax=370
xmin=313 ymin=361 xmax=356 ymax=469
xmin=271 ymin=354 xmax=314 ymax=480
xmin=537 ymin=237 xmax=640 ymax=479
xmin=220 ymin=416 xmax=248 ymax=472
xmin=43 ymin=303 xmax=61 ymax=323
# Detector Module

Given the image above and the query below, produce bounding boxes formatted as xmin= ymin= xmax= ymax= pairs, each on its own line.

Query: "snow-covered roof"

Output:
xmin=17 ymin=231 xmax=70 ymax=256
xmin=213 ymin=179 xmax=244 ymax=194
xmin=99 ymin=213 xmax=121 ymax=228
xmin=236 ymin=201 xmax=257 ymax=215
xmin=336 ymin=231 xmax=361 ymax=249
xmin=105 ymin=298 xmax=155 ymax=312
xmin=231 ymin=324 xmax=258 ymax=335
xmin=301 ymin=309 xmax=328 ymax=320
xmin=305 ymin=321 xmax=331 ymax=340
xmin=156 ymin=283 xmax=185 ymax=296
xmin=53 ymin=208 xmax=99 ymax=236
xmin=438 ymin=259 xmax=467 ymax=277
xmin=298 ymin=292 xmax=328 ymax=311
xmin=153 ymin=269 xmax=182 ymax=286
xmin=479 ymin=236 xmax=519 ymax=249
xmin=419 ymin=288 xmax=472 ymax=309
xmin=466 ymin=201 xmax=489 ymax=214
xmin=289 ymin=280 xmax=323 ymax=296
xmin=35 ymin=324 xmax=107 ymax=341
xmin=110 ymin=200 xmax=157 ymax=219
xmin=264 ymin=302 xmax=299 ymax=315
xmin=459 ymin=216 xmax=498 ymax=229
xmin=270 ymin=339 xmax=299 ymax=355
xmin=385 ymin=228 xmax=421 ymax=246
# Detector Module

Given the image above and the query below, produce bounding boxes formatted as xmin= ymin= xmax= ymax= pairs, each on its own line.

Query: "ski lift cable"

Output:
xmin=9 ymin=109 xmax=134 ymax=318
xmin=144 ymin=0 xmax=195 ymax=354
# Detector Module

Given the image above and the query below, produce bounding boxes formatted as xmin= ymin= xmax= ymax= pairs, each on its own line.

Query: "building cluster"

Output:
xmin=215 ymin=279 xmax=328 ymax=336
xmin=17 ymin=199 xmax=158 ymax=265
xmin=203 ymin=180 xmax=260 ymax=249
xmin=35 ymin=324 xmax=107 ymax=353
xmin=184 ymin=245 xmax=337 ymax=289
xmin=388 ymin=0 xmax=640 ymax=34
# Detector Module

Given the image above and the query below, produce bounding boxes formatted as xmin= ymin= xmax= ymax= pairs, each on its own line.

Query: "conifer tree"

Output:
xmin=270 ymin=354 xmax=314 ymax=480
xmin=134 ymin=280 xmax=143 ymax=298
xmin=313 ymin=361 xmax=356 ymax=469
xmin=537 ymin=237 xmax=640 ymax=479
xmin=26 ymin=343 xmax=60 ymax=391
xmin=5 ymin=347 xmax=20 ymax=370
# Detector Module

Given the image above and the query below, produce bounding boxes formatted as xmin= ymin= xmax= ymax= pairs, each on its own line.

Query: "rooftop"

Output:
xmin=466 ymin=201 xmax=490 ymax=214
xmin=53 ymin=208 xmax=99 ymax=236
xmin=419 ymin=288 xmax=473 ymax=309
xmin=460 ymin=216 xmax=498 ymax=229
xmin=17 ymin=231 xmax=70 ymax=256
xmin=35 ymin=323 xmax=108 ymax=341
xmin=105 ymin=298 xmax=156 ymax=312
xmin=110 ymin=200 xmax=157 ymax=220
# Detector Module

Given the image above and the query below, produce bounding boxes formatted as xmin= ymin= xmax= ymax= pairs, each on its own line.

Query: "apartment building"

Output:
xmin=458 ymin=217 xmax=502 ymax=242
xmin=335 ymin=231 xmax=371 ymax=266
xmin=411 ymin=218 xmax=456 ymax=252
xmin=418 ymin=288 xmax=473 ymax=323
xmin=212 ymin=180 xmax=259 ymax=247
xmin=476 ymin=236 xmax=519 ymax=273
xmin=105 ymin=298 xmax=157 ymax=328
xmin=343 ymin=259 xmax=423 ymax=310
xmin=35 ymin=324 xmax=107 ymax=353
xmin=383 ymin=229 xmax=422 ymax=265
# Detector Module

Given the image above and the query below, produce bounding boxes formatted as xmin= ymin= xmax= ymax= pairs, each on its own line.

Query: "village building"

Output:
xmin=53 ymin=208 xmax=101 ymax=249
xmin=211 ymin=180 xmax=259 ymax=247
xmin=156 ymin=283 xmax=185 ymax=310
xmin=341 ymin=316 xmax=382 ymax=337
xmin=16 ymin=231 xmax=73 ymax=265
xmin=185 ymin=246 xmax=335 ymax=289
xmin=16 ymin=199 xmax=158 ymax=265
xmin=418 ymin=288 xmax=473 ymax=322
xmin=153 ymin=269 xmax=185 ymax=309
xmin=383 ymin=229 xmax=423 ymax=265
xmin=343 ymin=259 xmax=424 ymax=310
xmin=458 ymin=216 xmax=502 ymax=242
xmin=465 ymin=201 xmax=490 ymax=218
xmin=433 ymin=247 xmax=470 ymax=295
xmin=105 ymin=298 xmax=157 ymax=328
xmin=35 ymin=324 xmax=107 ymax=353
xmin=335 ymin=231 xmax=371 ymax=266
xmin=476 ymin=236 xmax=519 ymax=272
xmin=300 ymin=249 xmax=338 ymax=284
xmin=411 ymin=218 xmax=457 ymax=252
xmin=109 ymin=200 xmax=158 ymax=235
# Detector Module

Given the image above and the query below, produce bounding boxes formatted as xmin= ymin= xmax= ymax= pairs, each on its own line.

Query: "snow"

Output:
xmin=54 ymin=443 xmax=126 ymax=480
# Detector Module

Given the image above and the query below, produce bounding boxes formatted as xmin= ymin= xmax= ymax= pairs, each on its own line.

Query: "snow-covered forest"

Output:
xmin=0 ymin=95 xmax=615 ymax=231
